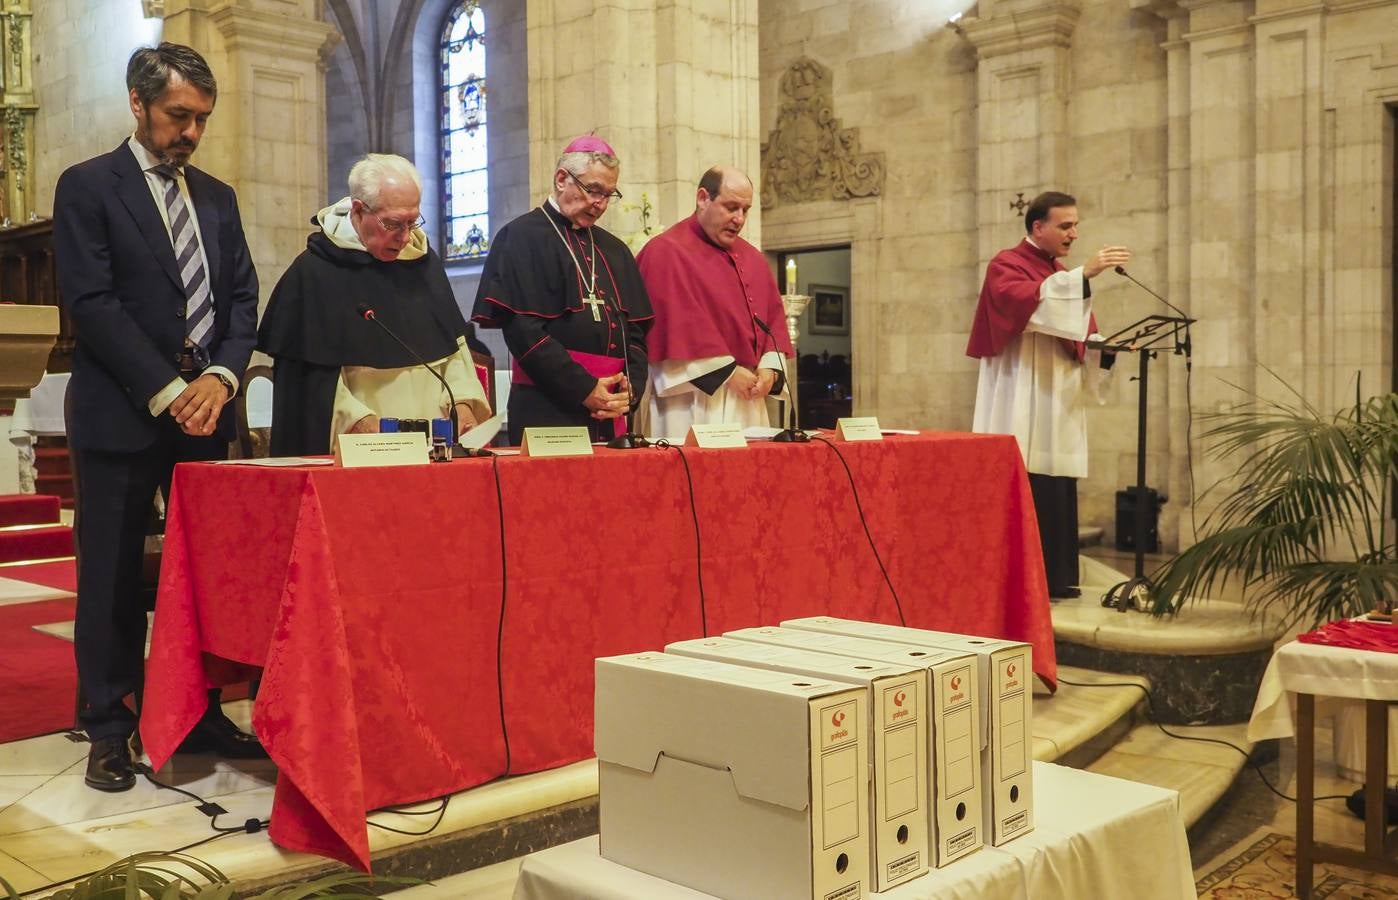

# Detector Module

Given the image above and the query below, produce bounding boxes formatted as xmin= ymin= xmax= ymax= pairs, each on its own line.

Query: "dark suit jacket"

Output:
xmin=54 ymin=141 xmax=258 ymax=452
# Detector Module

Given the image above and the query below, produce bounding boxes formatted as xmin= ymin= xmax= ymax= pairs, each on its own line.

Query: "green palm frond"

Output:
xmin=1151 ymin=375 xmax=1397 ymax=626
xmin=6 ymin=851 xmax=419 ymax=899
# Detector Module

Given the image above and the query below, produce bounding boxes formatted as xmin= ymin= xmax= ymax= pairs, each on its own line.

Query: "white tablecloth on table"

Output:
xmin=1248 ymin=638 xmax=1398 ymax=778
xmin=513 ymin=762 xmax=1194 ymax=900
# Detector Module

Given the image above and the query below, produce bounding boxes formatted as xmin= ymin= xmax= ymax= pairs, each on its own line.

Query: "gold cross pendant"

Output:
xmin=583 ymin=293 xmax=604 ymax=322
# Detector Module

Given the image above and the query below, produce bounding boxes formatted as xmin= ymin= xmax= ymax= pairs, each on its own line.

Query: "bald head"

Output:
xmin=695 ymin=166 xmax=753 ymax=249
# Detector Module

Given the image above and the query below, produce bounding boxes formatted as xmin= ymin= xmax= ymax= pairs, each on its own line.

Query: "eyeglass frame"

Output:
xmin=360 ymin=202 xmax=426 ymax=235
xmin=566 ymin=170 xmax=623 ymax=203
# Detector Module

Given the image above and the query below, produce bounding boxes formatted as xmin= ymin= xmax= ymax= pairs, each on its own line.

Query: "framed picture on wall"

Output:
xmin=809 ymin=284 xmax=849 ymax=335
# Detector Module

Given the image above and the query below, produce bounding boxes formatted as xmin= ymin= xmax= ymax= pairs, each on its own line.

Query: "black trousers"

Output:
xmin=1028 ymin=473 xmax=1079 ymax=598
xmin=71 ymin=422 xmax=226 ymax=740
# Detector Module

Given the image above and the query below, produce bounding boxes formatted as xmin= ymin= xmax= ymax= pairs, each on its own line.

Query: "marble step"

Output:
xmin=1087 ymin=722 xmax=1253 ymax=829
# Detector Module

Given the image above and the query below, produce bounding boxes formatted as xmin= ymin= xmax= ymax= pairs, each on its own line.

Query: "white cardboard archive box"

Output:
xmin=724 ymin=625 xmax=983 ymax=866
xmin=781 ymin=617 xmax=1034 ymax=846
xmin=595 ymin=651 xmax=871 ymax=900
xmin=664 ymin=636 xmax=929 ymax=890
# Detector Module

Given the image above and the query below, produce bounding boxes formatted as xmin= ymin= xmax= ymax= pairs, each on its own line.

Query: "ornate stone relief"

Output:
xmin=760 ymin=57 xmax=885 ymax=208
xmin=4 ymin=103 xmax=23 ymax=192
xmin=141 ymin=0 xmax=166 ymax=18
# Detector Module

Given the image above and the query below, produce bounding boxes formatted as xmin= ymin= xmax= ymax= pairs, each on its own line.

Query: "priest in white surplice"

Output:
xmin=636 ymin=166 xmax=793 ymax=440
xmin=967 ymin=192 xmax=1129 ymax=598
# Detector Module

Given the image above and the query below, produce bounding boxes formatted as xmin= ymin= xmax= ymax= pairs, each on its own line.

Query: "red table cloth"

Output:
xmin=140 ymin=431 xmax=1053 ymax=870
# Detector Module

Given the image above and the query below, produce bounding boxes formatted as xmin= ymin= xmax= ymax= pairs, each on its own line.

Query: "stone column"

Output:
xmin=959 ymin=0 xmax=1080 ymax=268
xmin=157 ymin=0 xmax=339 ymax=311
xmin=0 ymin=0 xmax=37 ymax=224
xmin=525 ymin=0 xmax=762 ymax=246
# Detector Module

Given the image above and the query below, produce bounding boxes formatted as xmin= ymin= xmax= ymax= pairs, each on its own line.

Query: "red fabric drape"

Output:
xmin=1298 ymin=618 xmax=1398 ymax=653
xmin=141 ymin=432 xmax=1053 ymax=870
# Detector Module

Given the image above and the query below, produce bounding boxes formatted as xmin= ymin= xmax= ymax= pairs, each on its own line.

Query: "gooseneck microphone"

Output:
xmin=753 ymin=315 xmax=809 ymax=443
xmin=1114 ymin=267 xmax=1193 ymax=346
xmin=602 ymin=291 xmax=650 ymax=449
xmin=356 ymin=302 xmax=465 ymax=450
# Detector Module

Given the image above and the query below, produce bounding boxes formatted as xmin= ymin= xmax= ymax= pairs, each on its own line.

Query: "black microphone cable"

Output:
xmin=811 ymin=436 xmax=906 ymax=626
xmin=489 ymin=452 xmax=513 ymax=775
xmin=652 ymin=439 xmax=709 ymax=637
xmin=1055 ymin=677 xmax=1351 ymax=804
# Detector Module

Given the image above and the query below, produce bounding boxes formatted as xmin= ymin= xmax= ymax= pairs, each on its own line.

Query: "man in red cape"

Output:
xmin=966 ymin=191 xmax=1129 ymax=598
xmin=637 ymin=166 xmax=793 ymax=439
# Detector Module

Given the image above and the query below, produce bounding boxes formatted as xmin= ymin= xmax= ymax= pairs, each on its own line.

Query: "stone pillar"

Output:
xmin=156 ymin=0 xmax=339 ymax=311
xmin=0 ymin=0 xmax=37 ymax=224
xmin=959 ymin=0 xmax=1080 ymax=267
xmin=525 ymin=0 xmax=762 ymax=246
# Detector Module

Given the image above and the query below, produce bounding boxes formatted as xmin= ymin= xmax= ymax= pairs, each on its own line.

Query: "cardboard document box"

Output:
xmin=595 ymin=651 xmax=870 ymax=900
xmin=725 ymin=625 xmax=983 ymax=866
xmin=665 ymin=637 xmax=929 ymax=890
xmin=782 ymin=617 xmax=1034 ymax=846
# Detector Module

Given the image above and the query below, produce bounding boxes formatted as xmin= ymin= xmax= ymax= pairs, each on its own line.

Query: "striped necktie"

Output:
xmin=151 ymin=164 xmax=212 ymax=348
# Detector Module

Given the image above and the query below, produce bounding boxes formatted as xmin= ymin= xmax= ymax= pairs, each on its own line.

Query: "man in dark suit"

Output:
xmin=54 ymin=43 xmax=264 ymax=792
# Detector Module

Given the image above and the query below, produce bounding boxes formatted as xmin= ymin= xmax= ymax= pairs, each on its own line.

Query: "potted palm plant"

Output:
xmin=1150 ymin=378 xmax=1397 ymax=626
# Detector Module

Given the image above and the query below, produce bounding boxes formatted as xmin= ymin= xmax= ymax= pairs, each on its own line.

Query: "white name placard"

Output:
xmin=835 ymin=417 xmax=884 ymax=442
xmin=685 ymin=423 xmax=747 ymax=449
xmin=335 ymin=432 xmax=429 ymax=467
xmin=520 ymin=426 xmax=594 ymax=458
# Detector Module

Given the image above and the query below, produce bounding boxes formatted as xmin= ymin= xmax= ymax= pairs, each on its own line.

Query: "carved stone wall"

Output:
xmin=760 ymin=57 xmax=885 ymax=207
xmin=759 ymin=0 xmax=1396 ymax=553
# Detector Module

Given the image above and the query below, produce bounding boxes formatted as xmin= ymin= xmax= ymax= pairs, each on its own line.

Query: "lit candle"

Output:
xmin=785 ymin=258 xmax=797 ymax=294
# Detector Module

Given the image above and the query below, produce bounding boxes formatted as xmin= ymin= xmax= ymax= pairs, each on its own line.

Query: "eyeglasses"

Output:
xmin=567 ymin=171 xmax=623 ymax=203
xmin=367 ymin=208 xmax=426 ymax=235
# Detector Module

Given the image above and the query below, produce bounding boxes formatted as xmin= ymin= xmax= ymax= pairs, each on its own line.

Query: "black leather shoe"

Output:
xmin=176 ymin=711 xmax=269 ymax=759
xmin=1050 ymin=587 xmax=1082 ymax=600
xmin=85 ymin=735 xmax=136 ymax=792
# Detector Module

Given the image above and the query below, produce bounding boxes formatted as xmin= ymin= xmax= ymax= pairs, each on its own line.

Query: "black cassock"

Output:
xmin=472 ymin=202 xmax=653 ymax=444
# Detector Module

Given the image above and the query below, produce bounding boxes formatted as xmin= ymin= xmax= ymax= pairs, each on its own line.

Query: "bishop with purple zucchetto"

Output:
xmin=472 ymin=135 xmax=654 ymax=443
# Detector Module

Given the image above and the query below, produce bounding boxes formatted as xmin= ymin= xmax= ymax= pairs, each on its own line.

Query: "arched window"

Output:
xmin=441 ymin=1 xmax=488 ymax=260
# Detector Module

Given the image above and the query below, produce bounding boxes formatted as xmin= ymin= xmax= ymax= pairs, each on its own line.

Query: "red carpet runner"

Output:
xmin=0 ymin=598 xmax=77 ymax=743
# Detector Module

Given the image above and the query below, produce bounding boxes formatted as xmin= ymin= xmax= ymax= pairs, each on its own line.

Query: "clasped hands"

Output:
xmin=727 ymin=366 xmax=778 ymax=400
xmin=585 ymin=372 xmax=631 ymax=420
xmin=168 ymin=373 xmax=231 ymax=436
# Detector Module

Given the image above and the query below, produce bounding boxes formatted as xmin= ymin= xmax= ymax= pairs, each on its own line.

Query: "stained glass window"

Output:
xmin=441 ymin=1 xmax=488 ymax=260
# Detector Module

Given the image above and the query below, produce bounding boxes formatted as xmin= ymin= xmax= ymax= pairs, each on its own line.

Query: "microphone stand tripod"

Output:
xmin=1090 ymin=291 xmax=1194 ymax=611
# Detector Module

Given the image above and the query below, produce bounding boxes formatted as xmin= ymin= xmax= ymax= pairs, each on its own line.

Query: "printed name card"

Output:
xmin=685 ymin=423 xmax=747 ymax=449
xmin=335 ymin=432 xmax=429 ymax=468
xmin=520 ymin=426 xmax=594 ymax=458
xmin=835 ymin=417 xmax=884 ymax=442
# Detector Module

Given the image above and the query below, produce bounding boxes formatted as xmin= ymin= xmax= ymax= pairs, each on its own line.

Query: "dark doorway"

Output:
xmin=774 ymin=246 xmax=853 ymax=429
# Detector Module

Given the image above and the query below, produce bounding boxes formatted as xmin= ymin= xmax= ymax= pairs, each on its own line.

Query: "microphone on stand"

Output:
xmin=601 ymin=293 xmax=650 ymax=449
xmin=753 ymin=315 xmax=809 ymax=443
xmin=1113 ymin=267 xmax=1193 ymax=358
xmin=356 ymin=302 xmax=491 ymax=457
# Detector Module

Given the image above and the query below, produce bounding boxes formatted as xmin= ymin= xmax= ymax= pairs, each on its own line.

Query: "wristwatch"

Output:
xmin=211 ymin=372 xmax=235 ymax=398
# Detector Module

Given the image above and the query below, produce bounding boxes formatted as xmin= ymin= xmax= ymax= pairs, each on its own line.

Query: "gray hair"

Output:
xmin=556 ymin=150 xmax=620 ymax=177
xmin=126 ymin=43 xmax=217 ymax=106
xmin=348 ymin=153 xmax=423 ymax=209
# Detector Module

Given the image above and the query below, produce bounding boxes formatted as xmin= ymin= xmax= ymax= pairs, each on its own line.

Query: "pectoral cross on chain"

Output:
xmin=583 ymin=293 xmax=605 ymax=322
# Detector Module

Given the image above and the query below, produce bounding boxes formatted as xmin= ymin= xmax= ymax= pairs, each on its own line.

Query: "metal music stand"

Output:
xmin=1088 ymin=313 xmax=1194 ymax=612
